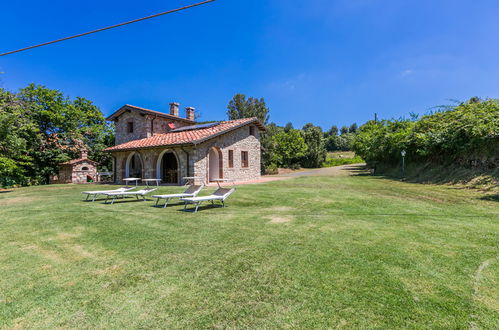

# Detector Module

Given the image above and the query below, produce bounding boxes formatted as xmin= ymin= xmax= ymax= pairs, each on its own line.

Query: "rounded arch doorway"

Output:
xmin=126 ymin=152 xmax=143 ymax=178
xmin=208 ymin=147 xmax=223 ymax=182
xmin=158 ymin=151 xmax=179 ymax=184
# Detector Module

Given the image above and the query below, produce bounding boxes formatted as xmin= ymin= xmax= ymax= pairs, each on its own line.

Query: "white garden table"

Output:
xmin=123 ymin=178 xmax=141 ymax=187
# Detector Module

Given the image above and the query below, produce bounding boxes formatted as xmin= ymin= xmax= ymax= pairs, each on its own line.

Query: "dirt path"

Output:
xmin=207 ymin=164 xmax=367 ymax=186
xmin=278 ymin=163 xmax=367 ymax=178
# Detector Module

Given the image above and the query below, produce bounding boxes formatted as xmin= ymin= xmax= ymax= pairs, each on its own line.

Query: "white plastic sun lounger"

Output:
xmin=180 ymin=187 xmax=235 ymax=212
xmin=82 ymin=187 xmax=136 ymax=202
xmin=104 ymin=188 xmax=158 ymax=204
xmin=152 ymin=184 xmax=205 ymax=208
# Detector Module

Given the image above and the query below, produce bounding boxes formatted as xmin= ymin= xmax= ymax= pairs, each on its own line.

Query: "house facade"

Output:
xmin=105 ymin=103 xmax=265 ymax=185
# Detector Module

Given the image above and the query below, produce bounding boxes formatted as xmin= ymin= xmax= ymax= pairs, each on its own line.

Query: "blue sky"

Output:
xmin=1 ymin=0 xmax=499 ymax=129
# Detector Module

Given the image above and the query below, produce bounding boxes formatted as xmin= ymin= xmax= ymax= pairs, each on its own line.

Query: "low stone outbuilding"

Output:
xmin=104 ymin=103 xmax=266 ymax=185
xmin=50 ymin=149 xmax=99 ymax=184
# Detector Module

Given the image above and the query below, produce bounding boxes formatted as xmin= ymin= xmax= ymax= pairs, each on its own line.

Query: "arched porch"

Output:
xmin=156 ymin=150 xmax=180 ymax=184
xmin=125 ymin=152 xmax=144 ymax=178
xmin=208 ymin=147 xmax=223 ymax=182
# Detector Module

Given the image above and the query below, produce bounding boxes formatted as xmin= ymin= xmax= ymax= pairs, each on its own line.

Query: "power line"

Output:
xmin=0 ymin=0 xmax=217 ymax=57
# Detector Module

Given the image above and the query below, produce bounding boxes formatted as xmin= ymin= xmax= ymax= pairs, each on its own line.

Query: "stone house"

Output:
xmin=104 ymin=103 xmax=265 ymax=185
xmin=50 ymin=149 xmax=98 ymax=184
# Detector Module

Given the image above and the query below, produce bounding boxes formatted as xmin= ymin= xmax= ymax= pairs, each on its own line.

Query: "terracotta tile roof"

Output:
xmin=105 ymin=118 xmax=265 ymax=152
xmin=106 ymin=104 xmax=195 ymax=123
xmin=61 ymin=158 xmax=99 ymax=165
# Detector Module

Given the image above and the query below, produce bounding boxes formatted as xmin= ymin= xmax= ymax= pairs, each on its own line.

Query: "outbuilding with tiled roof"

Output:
xmin=50 ymin=149 xmax=99 ymax=184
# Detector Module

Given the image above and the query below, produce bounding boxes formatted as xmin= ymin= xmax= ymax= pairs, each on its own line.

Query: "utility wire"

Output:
xmin=0 ymin=0 xmax=216 ymax=57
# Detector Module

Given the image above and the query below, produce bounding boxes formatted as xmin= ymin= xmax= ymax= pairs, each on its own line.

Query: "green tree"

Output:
xmin=227 ymin=94 xmax=270 ymax=124
xmin=325 ymin=135 xmax=339 ymax=151
xmin=260 ymin=123 xmax=283 ymax=173
xmin=340 ymin=126 xmax=349 ymax=135
xmin=326 ymin=125 xmax=338 ymax=137
xmin=302 ymin=123 xmax=315 ymax=131
xmin=0 ymin=89 xmax=35 ymax=186
xmin=271 ymin=129 xmax=308 ymax=167
xmin=337 ymin=134 xmax=355 ymax=151
xmin=302 ymin=124 xmax=327 ymax=167
xmin=0 ymin=84 xmax=113 ymax=186
xmin=349 ymin=123 xmax=358 ymax=133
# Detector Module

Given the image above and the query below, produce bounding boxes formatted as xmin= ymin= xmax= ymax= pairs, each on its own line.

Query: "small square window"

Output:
xmin=127 ymin=122 xmax=134 ymax=133
xmin=228 ymin=150 xmax=234 ymax=168
xmin=249 ymin=126 xmax=256 ymax=136
xmin=241 ymin=151 xmax=249 ymax=168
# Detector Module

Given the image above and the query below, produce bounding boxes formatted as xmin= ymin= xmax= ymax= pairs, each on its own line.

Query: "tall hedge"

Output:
xmin=353 ymin=99 xmax=499 ymax=169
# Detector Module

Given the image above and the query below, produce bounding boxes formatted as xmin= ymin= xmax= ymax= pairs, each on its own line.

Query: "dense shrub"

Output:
xmin=353 ymin=98 xmax=499 ymax=169
xmin=264 ymin=163 xmax=279 ymax=175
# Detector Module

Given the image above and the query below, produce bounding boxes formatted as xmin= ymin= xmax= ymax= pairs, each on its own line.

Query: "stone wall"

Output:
xmin=72 ymin=162 xmax=97 ymax=184
xmin=50 ymin=161 xmax=97 ymax=184
xmin=113 ymin=148 xmax=191 ymax=184
xmin=114 ymin=111 xmax=190 ymax=145
xmin=50 ymin=165 xmax=73 ymax=184
xmin=192 ymin=125 xmax=261 ymax=185
xmin=112 ymin=124 xmax=261 ymax=185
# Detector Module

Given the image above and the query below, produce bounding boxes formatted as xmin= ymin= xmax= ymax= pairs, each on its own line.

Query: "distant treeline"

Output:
xmin=353 ymin=98 xmax=499 ymax=170
xmin=227 ymin=94 xmax=360 ymax=173
xmin=260 ymin=122 xmax=359 ymax=173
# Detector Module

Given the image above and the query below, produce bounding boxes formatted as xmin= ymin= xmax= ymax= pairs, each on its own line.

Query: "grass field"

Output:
xmin=0 ymin=170 xmax=498 ymax=328
xmin=323 ymin=151 xmax=364 ymax=167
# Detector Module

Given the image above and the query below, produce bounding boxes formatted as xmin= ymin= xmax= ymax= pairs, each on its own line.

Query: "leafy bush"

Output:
xmin=264 ymin=163 xmax=279 ymax=175
xmin=353 ymin=98 xmax=499 ymax=169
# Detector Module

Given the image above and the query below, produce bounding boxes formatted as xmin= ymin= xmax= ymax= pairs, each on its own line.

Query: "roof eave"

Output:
xmin=105 ymin=142 xmax=193 ymax=153
xmin=106 ymin=104 xmax=195 ymax=123
xmin=193 ymin=118 xmax=266 ymax=144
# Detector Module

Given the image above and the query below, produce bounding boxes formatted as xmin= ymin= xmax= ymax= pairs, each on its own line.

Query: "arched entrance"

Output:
xmin=126 ymin=152 xmax=143 ymax=178
xmin=157 ymin=151 xmax=179 ymax=184
xmin=208 ymin=147 xmax=223 ymax=182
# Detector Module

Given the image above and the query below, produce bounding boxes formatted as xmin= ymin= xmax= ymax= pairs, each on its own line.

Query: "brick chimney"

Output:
xmin=186 ymin=107 xmax=195 ymax=121
xmin=80 ymin=148 xmax=88 ymax=159
xmin=169 ymin=102 xmax=179 ymax=117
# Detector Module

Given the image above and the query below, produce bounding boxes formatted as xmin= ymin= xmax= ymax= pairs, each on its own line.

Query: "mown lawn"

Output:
xmin=0 ymin=173 xmax=497 ymax=328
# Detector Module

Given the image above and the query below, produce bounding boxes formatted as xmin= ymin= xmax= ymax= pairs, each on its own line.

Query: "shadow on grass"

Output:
xmin=101 ymin=198 xmax=153 ymax=205
xmin=341 ymin=164 xmax=372 ymax=176
xmin=82 ymin=198 xmax=108 ymax=202
xmin=0 ymin=190 xmax=13 ymax=194
xmin=150 ymin=201 xmax=184 ymax=209
xmin=178 ymin=204 xmax=226 ymax=213
xmin=479 ymin=194 xmax=499 ymax=202
xmin=367 ymin=163 xmax=499 ymax=191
